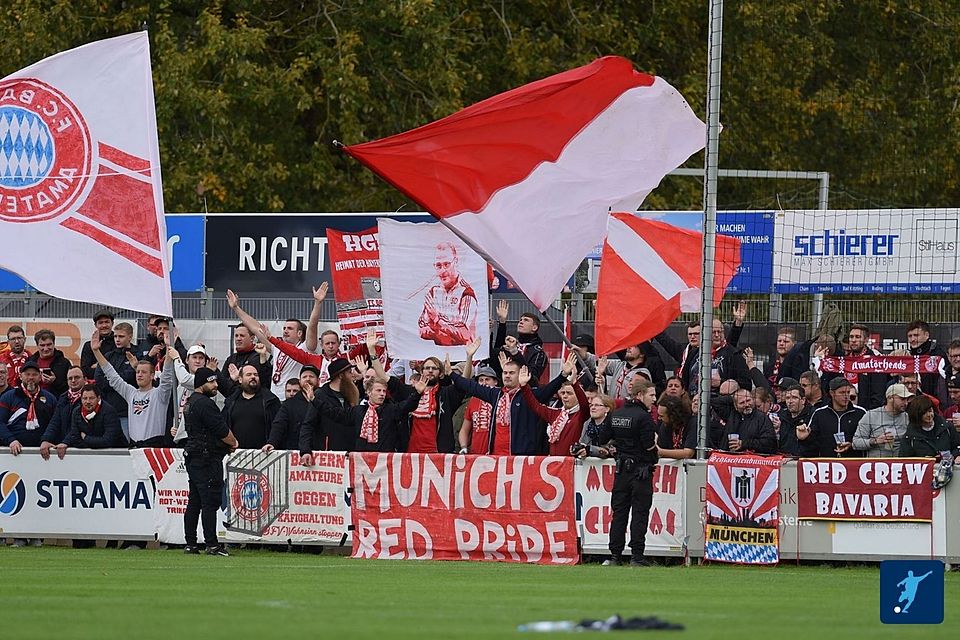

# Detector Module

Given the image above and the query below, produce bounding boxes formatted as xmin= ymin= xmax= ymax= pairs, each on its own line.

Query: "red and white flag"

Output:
xmin=594 ymin=214 xmax=740 ymax=356
xmin=343 ymin=57 xmax=705 ymax=311
xmin=0 ymin=33 xmax=171 ymax=315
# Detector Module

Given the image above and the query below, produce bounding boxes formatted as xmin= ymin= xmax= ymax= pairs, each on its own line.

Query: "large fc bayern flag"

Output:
xmin=344 ymin=57 xmax=706 ymax=311
xmin=0 ymin=32 xmax=172 ymax=315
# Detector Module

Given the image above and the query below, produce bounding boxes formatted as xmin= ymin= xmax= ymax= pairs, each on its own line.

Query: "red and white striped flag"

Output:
xmin=343 ymin=57 xmax=705 ymax=311
xmin=594 ymin=214 xmax=741 ymax=356
xmin=0 ymin=33 xmax=171 ymax=315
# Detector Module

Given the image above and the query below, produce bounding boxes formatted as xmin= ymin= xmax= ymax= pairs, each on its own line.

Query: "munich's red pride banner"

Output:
xmin=326 ymin=227 xmax=384 ymax=353
xmin=350 ymin=453 xmax=578 ymax=564
xmin=797 ymin=459 xmax=934 ymax=522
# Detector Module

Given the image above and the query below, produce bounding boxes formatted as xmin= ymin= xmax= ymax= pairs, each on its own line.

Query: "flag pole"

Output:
xmin=536 ymin=307 xmax=595 ymax=377
xmin=697 ymin=0 xmax=724 ymax=460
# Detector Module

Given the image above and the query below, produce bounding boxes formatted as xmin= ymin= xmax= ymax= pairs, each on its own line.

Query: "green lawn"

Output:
xmin=3 ymin=547 xmax=957 ymax=639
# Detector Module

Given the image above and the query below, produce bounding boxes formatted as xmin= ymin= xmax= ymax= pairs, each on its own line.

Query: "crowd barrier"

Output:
xmin=1 ymin=450 xmax=957 ymax=564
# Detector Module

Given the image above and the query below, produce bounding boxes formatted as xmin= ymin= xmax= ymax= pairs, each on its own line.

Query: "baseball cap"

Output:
xmin=573 ymin=335 xmax=594 ymax=349
xmin=948 ymin=376 xmax=960 ymax=390
xmin=829 ymin=377 xmax=853 ymax=391
xmin=886 ymin=383 xmax=913 ymax=398
xmin=193 ymin=367 xmax=218 ymax=389
xmin=475 ymin=365 xmax=498 ymax=380
xmin=19 ymin=361 xmax=41 ymax=374
xmin=93 ymin=310 xmax=115 ymax=322
xmin=186 ymin=344 xmax=207 ymax=357
xmin=300 ymin=364 xmax=321 ymax=377
xmin=776 ymin=377 xmax=799 ymax=389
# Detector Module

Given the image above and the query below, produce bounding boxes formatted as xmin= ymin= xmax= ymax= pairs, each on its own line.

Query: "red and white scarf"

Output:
xmin=67 ymin=387 xmax=83 ymax=405
xmin=82 ymin=401 xmax=101 ymax=423
xmin=21 ymin=384 xmax=41 ymax=430
xmin=495 ymin=387 xmax=519 ymax=428
xmin=359 ymin=403 xmax=380 ymax=443
xmin=412 ymin=384 xmax=438 ymax=419
xmin=547 ymin=406 xmax=579 ymax=443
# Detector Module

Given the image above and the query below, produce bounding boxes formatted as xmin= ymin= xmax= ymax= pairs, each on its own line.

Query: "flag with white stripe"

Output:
xmin=594 ymin=213 xmax=741 ymax=356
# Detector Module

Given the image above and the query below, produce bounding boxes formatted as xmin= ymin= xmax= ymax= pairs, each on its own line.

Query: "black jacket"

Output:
xmin=183 ymin=392 xmax=231 ymax=458
xmin=724 ymin=408 xmax=777 ymax=454
xmin=712 ymin=343 xmax=751 ymax=391
xmin=42 ymin=391 xmax=83 ymax=444
xmin=80 ymin=333 xmax=116 ymax=379
xmin=222 ymin=387 xmax=281 ymax=449
xmin=24 ymin=349 xmax=72 ymax=397
xmin=493 ymin=322 xmax=547 ymax=385
xmin=62 ymin=402 xmax=124 ymax=448
xmin=910 ymin=339 xmax=950 ymax=409
xmin=899 ymin=419 xmax=960 ymax=458
xmin=597 ymin=400 xmax=658 ymax=465
xmin=267 ymin=392 xmax=312 ymax=451
xmin=655 ymin=323 xmax=744 ymax=396
xmin=299 ymin=383 xmax=356 ymax=453
xmin=843 ymin=347 xmax=890 ymax=411
xmin=802 ymin=403 xmax=867 ymax=458
xmin=777 ymin=404 xmax=813 ymax=457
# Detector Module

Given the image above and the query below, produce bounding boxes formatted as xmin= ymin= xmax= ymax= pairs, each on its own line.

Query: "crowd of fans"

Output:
xmin=2 ymin=290 xmax=959 ymax=557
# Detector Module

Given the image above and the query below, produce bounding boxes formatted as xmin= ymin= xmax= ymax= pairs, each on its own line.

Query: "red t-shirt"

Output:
xmin=407 ymin=415 xmax=438 ymax=454
xmin=492 ymin=388 xmax=517 ymax=456
xmin=466 ymin=396 xmax=492 ymax=454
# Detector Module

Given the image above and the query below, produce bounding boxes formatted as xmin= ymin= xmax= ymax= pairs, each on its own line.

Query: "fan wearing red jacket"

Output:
xmin=520 ymin=353 xmax=590 ymax=456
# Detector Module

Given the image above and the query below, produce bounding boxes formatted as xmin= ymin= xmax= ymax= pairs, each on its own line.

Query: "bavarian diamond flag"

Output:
xmin=705 ymin=453 xmax=783 ymax=565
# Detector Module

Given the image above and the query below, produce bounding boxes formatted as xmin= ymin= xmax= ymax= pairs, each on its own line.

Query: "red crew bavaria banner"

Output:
xmin=0 ymin=33 xmax=171 ymax=315
xmin=343 ymin=57 xmax=705 ymax=311
xmin=351 ymin=453 xmax=578 ymax=564
xmin=797 ymin=458 xmax=935 ymax=522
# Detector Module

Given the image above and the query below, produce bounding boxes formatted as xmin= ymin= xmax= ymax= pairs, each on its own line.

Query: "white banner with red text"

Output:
xmin=350 ymin=453 xmax=578 ymax=564
xmin=575 ymin=458 xmax=686 ymax=556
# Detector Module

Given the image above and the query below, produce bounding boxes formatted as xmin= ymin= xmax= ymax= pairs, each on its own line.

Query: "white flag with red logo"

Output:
xmin=0 ymin=33 xmax=171 ymax=315
xmin=343 ymin=57 xmax=705 ymax=311
xmin=594 ymin=213 xmax=741 ymax=356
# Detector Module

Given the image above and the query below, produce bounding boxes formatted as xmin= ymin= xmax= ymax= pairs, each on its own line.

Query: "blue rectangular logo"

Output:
xmin=880 ymin=560 xmax=944 ymax=624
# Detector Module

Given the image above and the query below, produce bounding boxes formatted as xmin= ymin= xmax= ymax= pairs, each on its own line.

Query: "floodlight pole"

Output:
xmin=697 ymin=0 xmax=723 ymax=461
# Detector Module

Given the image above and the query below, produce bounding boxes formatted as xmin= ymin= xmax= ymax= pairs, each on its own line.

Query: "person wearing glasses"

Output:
xmin=418 ymin=242 xmax=478 ymax=346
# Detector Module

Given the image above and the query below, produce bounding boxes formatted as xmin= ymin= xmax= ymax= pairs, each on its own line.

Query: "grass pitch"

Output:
xmin=3 ymin=546 xmax=957 ymax=639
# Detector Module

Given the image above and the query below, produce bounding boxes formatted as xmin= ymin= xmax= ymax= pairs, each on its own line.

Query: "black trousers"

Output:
xmin=608 ymin=465 xmax=654 ymax=559
xmin=184 ymin=454 xmax=224 ymax=547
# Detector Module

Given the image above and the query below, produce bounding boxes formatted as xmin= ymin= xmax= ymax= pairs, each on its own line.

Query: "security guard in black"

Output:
xmin=597 ymin=378 xmax=658 ymax=565
xmin=182 ymin=367 xmax=237 ymax=552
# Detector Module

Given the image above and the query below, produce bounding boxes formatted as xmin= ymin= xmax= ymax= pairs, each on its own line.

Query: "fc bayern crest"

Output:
xmin=231 ymin=472 xmax=272 ymax=521
xmin=0 ymin=78 xmax=93 ymax=223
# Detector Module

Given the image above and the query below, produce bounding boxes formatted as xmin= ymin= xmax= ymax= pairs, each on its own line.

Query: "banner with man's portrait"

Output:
xmin=378 ymin=219 xmax=490 ymax=361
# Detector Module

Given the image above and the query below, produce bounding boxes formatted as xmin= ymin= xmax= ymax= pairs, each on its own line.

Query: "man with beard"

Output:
xmin=776 ymin=384 xmax=812 ymax=456
xmin=93 ymin=329 xmax=176 ymax=448
xmin=182 ymin=367 xmax=238 ymax=556
xmin=24 ymin=329 xmax=71 ymax=397
xmin=299 ymin=358 xmax=361 ymax=457
xmin=263 ymin=365 xmax=321 ymax=452
xmin=0 ymin=326 xmax=30 ymax=388
xmin=222 ymin=364 xmax=280 ymax=450
xmin=764 ymin=327 xmax=797 ymax=388
xmin=57 ymin=384 xmax=124 ymax=454
xmin=852 ymin=383 xmax=911 ymax=457
xmin=39 ymin=366 xmax=87 ymax=458
xmin=419 ymin=242 xmax=478 ymax=346
xmin=844 ymin=324 xmax=889 ymax=410
xmin=906 ymin=320 xmax=950 ymax=409
xmin=0 ymin=362 xmax=57 ymax=455
xmin=723 ymin=387 xmax=777 ymax=454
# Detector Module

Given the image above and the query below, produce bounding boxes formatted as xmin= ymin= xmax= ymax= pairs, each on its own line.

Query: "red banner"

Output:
xmin=818 ymin=355 xmax=942 ymax=376
xmin=326 ymin=227 xmax=384 ymax=352
xmin=350 ymin=453 xmax=578 ymax=564
xmin=797 ymin=459 xmax=934 ymax=521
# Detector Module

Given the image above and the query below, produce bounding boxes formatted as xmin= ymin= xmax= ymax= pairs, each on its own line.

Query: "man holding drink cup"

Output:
xmin=852 ymin=383 xmax=911 ymax=457
xmin=799 ymin=377 xmax=866 ymax=458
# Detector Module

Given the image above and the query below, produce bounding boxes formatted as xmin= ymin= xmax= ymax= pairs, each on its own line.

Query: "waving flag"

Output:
xmin=0 ymin=32 xmax=171 ymax=315
xmin=343 ymin=57 xmax=705 ymax=311
xmin=594 ymin=213 xmax=741 ymax=356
